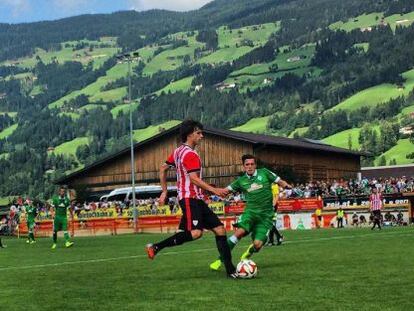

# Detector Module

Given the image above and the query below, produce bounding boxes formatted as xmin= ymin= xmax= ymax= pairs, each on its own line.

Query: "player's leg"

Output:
xmin=210 ymin=211 xmax=253 ymax=270
xmin=28 ymin=222 xmax=36 ymax=244
xmin=241 ymin=216 xmax=272 ymax=260
xmin=0 ymin=236 xmax=5 ymax=248
xmin=274 ymin=226 xmax=283 ymax=245
xmin=377 ymin=211 xmax=382 ymax=230
xmin=146 ymin=199 xmax=201 ymax=259
xmin=267 ymin=225 xmax=276 ymax=246
xmin=26 ymin=221 xmax=31 ymax=243
xmin=51 ymin=217 xmax=59 ymax=249
xmin=210 ymin=226 xmax=247 ymax=270
xmin=62 ymin=218 xmax=74 ymax=248
xmin=201 ymin=201 xmax=238 ymax=276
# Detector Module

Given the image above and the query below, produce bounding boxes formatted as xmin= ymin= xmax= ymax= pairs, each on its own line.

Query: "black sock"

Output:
xmin=0 ymin=237 xmax=3 ymax=247
xmin=53 ymin=231 xmax=57 ymax=243
xmin=275 ymin=228 xmax=282 ymax=241
xmin=268 ymin=226 xmax=276 ymax=243
xmin=215 ymin=235 xmax=235 ymax=274
xmin=154 ymin=231 xmax=193 ymax=253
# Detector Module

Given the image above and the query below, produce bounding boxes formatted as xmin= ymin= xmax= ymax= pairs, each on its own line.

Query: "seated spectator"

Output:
xmin=359 ymin=214 xmax=367 ymax=225
xmin=352 ymin=212 xmax=359 ymax=226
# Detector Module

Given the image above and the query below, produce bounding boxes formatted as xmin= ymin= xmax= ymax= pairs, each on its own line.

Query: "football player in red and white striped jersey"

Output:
xmin=370 ymin=187 xmax=383 ymax=230
xmin=145 ymin=119 xmax=238 ymax=278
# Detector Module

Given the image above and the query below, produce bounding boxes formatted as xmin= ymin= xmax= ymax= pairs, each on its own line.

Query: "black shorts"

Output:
xmin=178 ymin=198 xmax=223 ymax=231
xmin=373 ymin=210 xmax=381 ymax=218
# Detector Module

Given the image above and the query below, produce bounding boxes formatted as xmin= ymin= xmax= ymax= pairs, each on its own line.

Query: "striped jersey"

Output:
xmin=369 ymin=193 xmax=383 ymax=211
xmin=166 ymin=144 xmax=203 ymax=200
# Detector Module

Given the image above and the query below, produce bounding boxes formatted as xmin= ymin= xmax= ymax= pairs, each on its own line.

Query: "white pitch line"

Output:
xmin=0 ymin=229 xmax=412 ymax=272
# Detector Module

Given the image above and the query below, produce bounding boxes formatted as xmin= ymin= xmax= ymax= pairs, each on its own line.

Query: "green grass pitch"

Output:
xmin=1 ymin=227 xmax=414 ymax=310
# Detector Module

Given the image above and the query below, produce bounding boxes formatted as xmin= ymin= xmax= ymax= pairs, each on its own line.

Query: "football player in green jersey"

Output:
xmin=210 ymin=154 xmax=291 ymax=271
xmin=24 ymin=199 xmax=37 ymax=244
xmin=51 ymin=187 xmax=74 ymax=249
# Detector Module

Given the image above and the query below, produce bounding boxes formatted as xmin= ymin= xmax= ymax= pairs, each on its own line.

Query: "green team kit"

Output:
xmin=228 ymin=168 xmax=280 ymax=242
xmin=51 ymin=194 xmax=74 ymax=248
xmin=210 ymin=167 xmax=280 ymax=271
xmin=25 ymin=203 xmax=37 ymax=243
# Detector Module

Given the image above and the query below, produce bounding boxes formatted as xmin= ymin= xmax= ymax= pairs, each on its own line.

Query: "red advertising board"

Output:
xmin=225 ymin=203 xmax=245 ymax=214
xmin=278 ymin=198 xmax=323 ymax=212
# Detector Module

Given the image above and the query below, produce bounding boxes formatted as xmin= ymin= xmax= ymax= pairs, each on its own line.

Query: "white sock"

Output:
xmin=229 ymin=235 xmax=239 ymax=244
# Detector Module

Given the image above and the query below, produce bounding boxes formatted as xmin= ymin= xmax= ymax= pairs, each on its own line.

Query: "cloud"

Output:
xmin=128 ymin=0 xmax=212 ymax=12
xmin=0 ymin=0 xmax=31 ymax=18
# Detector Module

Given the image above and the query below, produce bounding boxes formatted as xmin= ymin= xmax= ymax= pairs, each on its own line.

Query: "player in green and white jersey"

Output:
xmin=24 ymin=199 xmax=37 ymax=244
xmin=210 ymin=154 xmax=291 ymax=271
xmin=51 ymin=187 xmax=74 ymax=249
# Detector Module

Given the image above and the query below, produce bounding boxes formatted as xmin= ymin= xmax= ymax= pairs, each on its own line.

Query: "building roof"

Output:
xmin=56 ymin=124 xmax=363 ymax=184
xmin=361 ymin=163 xmax=414 ymax=178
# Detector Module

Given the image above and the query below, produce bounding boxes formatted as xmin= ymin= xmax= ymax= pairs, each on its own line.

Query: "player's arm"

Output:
xmin=159 ymin=153 xmax=175 ymax=205
xmin=264 ymin=167 xmax=292 ymax=189
xmin=189 ymin=172 xmax=228 ymax=197
xmin=226 ymin=178 xmax=241 ymax=194
xmin=48 ymin=201 xmax=55 ymax=217
xmin=277 ymin=179 xmax=292 ymax=189
xmin=159 ymin=163 xmax=171 ymax=205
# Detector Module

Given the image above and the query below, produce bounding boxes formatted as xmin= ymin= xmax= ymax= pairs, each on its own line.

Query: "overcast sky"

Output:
xmin=0 ymin=0 xmax=213 ymax=24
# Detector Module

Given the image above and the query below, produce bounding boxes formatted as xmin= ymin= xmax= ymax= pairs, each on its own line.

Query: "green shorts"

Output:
xmin=53 ymin=216 xmax=68 ymax=232
xmin=27 ymin=220 xmax=35 ymax=230
xmin=234 ymin=210 xmax=273 ymax=243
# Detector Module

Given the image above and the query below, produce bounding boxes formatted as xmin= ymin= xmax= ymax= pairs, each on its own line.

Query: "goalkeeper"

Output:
xmin=210 ymin=154 xmax=291 ymax=271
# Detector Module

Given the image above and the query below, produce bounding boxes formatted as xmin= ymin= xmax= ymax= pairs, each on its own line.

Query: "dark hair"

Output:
xmin=180 ymin=119 xmax=203 ymax=142
xmin=242 ymin=154 xmax=256 ymax=164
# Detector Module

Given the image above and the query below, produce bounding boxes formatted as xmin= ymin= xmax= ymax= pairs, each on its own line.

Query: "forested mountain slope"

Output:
xmin=0 ymin=0 xmax=414 ymax=199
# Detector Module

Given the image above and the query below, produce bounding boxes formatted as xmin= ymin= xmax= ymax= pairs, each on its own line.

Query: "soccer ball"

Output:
xmin=236 ymin=259 xmax=258 ymax=279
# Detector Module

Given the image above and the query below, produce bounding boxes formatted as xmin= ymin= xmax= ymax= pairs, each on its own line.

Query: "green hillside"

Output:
xmin=0 ymin=124 xmax=18 ymax=139
xmin=217 ymin=22 xmax=280 ymax=48
xmin=289 ymin=127 xmax=309 ymax=138
xmin=230 ymin=44 xmax=316 ymax=76
xmin=52 ymin=137 xmax=90 ymax=158
xmin=322 ymin=125 xmax=381 ymax=150
xmin=48 ymin=62 xmax=131 ymax=109
xmin=375 ymin=139 xmax=414 ymax=165
xmin=225 ymin=66 xmax=321 ymax=92
xmin=143 ymin=34 xmax=204 ymax=75
xmin=330 ymin=69 xmax=414 ymax=112
xmin=3 ymin=0 xmax=414 ymax=198
xmin=0 ymin=112 xmax=17 ymax=117
xmin=133 ymin=120 xmax=181 ymax=142
xmin=231 ymin=116 xmax=270 ymax=133
xmin=196 ymin=46 xmax=254 ymax=64
xmin=155 ymin=76 xmax=194 ymax=95
xmin=58 ymin=112 xmax=80 ymax=120
xmin=329 ymin=11 xmax=414 ymax=32
xmin=110 ymin=101 xmax=140 ymax=118
xmin=2 ymin=42 xmax=118 ymax=69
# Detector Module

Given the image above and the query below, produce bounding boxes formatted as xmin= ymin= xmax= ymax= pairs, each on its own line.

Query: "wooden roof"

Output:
xmin=56 ymin=124 xmax=363 ymax=184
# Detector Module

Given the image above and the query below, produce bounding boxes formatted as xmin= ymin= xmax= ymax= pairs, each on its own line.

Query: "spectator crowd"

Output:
xmin=1 ymin=176 xmax=413 ymax=234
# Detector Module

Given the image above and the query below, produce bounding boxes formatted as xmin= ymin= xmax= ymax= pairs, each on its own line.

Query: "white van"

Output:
xmin=100 ymin=185 xmax=177 ymax=202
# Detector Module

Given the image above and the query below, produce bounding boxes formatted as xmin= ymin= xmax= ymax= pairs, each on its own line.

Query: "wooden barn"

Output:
xmin=56 ymin=125 xmax=363 ymax=196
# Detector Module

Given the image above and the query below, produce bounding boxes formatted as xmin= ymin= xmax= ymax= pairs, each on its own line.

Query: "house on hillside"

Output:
xmin=287 ymin=56 xmax=301 ymax=63
xmin=360 ymin=27 xmax=372 ymax=32
xmin=215 ymin=82 xmax=236 ymax=91
xmin=194 ymin=84 xmax=203 ymax=92
xmin=399 ymin=126 xmax=414 ymax=135
xmin=263 ymin=78 xmax=273 ymax=84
